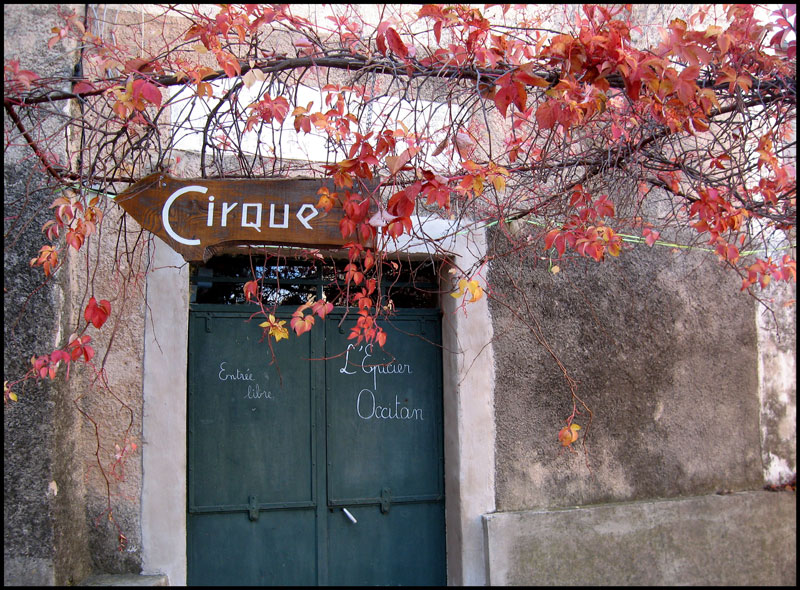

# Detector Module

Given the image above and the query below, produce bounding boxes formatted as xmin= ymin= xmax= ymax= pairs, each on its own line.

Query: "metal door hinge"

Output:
xmin=380 ymin=487 xmax=392 ymax=514
xmin=248 ymin=495 xmax=259 ymax=521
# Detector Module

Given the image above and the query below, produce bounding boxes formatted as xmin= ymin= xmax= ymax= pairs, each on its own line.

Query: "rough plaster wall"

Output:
xmin=4 ymin=4 xmax=93 ymax=587
xmin=69 ymin=205 xmax=147 ymax=575
xmin=66 ymin=5 xmax=148 ymax=576
xmin=757 ymin=281 xmax=797 ymax=484
xmin=487 ymin=230 xmax=765 ymax=511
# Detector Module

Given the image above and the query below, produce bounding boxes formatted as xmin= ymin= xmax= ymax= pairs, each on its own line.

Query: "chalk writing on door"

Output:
xmin=338 ymin=344 xmax=423 ymax=421
xmin=217 ymin=361 xmax=274 ymax=401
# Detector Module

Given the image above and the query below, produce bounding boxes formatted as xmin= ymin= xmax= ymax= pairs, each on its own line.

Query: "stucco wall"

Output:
xmin=487 ymin=228 xmax=772 ymax=510
xmin=485 ymin=226 xmax=795 ymax=584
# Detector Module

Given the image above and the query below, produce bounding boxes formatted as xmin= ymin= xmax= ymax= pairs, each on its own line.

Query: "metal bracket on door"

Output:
xmin=248 ymin=495 xmax=259 ymax=521
xmin=380 ymin=487 xmax=392 ymax=514
xmin=196 ymin=312 xmax=212 ymax=333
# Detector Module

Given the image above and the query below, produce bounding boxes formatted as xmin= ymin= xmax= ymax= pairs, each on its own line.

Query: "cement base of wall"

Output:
xmin=483 ymin=490 xmax=796 ymax=586
xmin=79 ymin=573 xmax=168 ymax=586
xmin=3 ymin=557 xmax=55 ymax=586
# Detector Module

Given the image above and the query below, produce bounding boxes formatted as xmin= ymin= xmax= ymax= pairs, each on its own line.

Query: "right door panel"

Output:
xmin=325 ymin=312 xmax=445 ymax=586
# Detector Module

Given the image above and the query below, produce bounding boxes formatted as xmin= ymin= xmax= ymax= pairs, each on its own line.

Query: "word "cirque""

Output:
xmin=163 ymin=185 xmax=319 ymax=246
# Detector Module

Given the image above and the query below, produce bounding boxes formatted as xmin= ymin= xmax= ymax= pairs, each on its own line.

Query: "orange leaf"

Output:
xmin=290 ymin=312 xmax=315 ymax=336
xmin=558 ymin=423 xmax=581 ymax=446
xmin=243 ymin=280 xmax=259 ymax=303
xmin=642 ymin=228 xmax=660 ymax=247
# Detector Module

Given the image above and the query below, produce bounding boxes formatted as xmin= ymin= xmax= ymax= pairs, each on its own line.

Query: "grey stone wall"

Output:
xmin=487 ymin=227 xmax=780 ymax=509
xmin=4 ymin=4 xmax=92 ymax=586
xmin=4 ymin=168 xmax=65 ymax=587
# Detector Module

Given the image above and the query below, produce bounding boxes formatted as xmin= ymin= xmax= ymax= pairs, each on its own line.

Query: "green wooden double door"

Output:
xmin=187 ymin=306 xmax=445 ymax=585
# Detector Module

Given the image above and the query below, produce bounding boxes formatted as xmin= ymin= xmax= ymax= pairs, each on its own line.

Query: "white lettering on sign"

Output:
xmin=356 ymin=389 xmax=423 ymax=421
xmin=269 ymin=203 xmax=289 ymax=228
xmin=296 ymin=204 xmax=318 ymax=229
xmin=163 ymin=185 xmax=205 ymax=245
xmin=220 ymin=201 xmax=238 ymax=226
xmin=206 ymin=196 xmax=215 ymax=226
xmin=161 ymin=185 xmax=321 ymax=244
xmin=242 ymin=203 xmax=262 ymax=232
xmin=338 ymin=343 xmax=413 ymax=390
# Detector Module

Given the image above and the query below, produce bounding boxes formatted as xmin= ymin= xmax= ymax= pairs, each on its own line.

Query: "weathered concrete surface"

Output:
xmin=79 ymin=573 xmax=168 ymax=586
xmin=488 ymin=232 xmax=765 ymax=510
xmin=483 ymin=490 xmax=796 ymax=586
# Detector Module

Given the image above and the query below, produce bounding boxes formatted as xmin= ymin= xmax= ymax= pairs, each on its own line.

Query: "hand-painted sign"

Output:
xmin=115 ymin=173 xmax=360 ymax=261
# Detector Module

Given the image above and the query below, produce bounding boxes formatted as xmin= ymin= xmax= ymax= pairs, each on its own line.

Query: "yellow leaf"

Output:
xmin=260 ymin=315 xmax=288 ymax=341
xmin=466 ymin=279 xmax=483 ymax=302
xmin=492 ymin=175 xmax=506 ymax=193
xmin=451 ymin=278 xmax=467 ymax=298
xmin=472 ymin=176 xmax=484 ymax=196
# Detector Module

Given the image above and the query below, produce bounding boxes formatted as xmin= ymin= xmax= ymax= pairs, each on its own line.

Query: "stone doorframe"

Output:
xmin=140 ymin=218 xmax=496 ymax=585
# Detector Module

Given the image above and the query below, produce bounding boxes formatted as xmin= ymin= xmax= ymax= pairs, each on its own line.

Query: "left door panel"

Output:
xmin=188 ymin=309 xmax=317 ymax=585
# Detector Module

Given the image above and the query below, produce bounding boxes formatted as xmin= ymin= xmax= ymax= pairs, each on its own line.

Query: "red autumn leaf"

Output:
xmin=387 ymin=189 xmax=415 ymax=218
xmin=376 ymin=328 xmax=387 ymax=348
xmin=535 ymin=100 xmax=557 ymax=129
xmin=138 ymin=80 xmax=162 ymax=108
xmin=558 ymin=423 xmax=581 ymax=447
xmin=72 ymin=81 xmax=95 ymax=95
xmin=339 ymin=216 xmax=357 ymax=238
xmin=386 ymin=216 xmax=412 ymax=239
xmin=344 ymin=263 xmax=364 ymax=285
xmin=30 ymin=245 xmax=59 ymax=277
xmin=545 ymin=229 xmax=568 ymax=257
xmin=68 ymin=334 xmax=95 ymax=362
xmin=84 ymin=297 xmax=111 ymax=329
xmin=593 ymin=195 xmax=615 ymax=218
xmin=385 ymin=27 xmax=408 ymax=58
xmin=494 ymin=85 xmax=513 ymax=118
xmin=65 ymin=228 xmax=85 ymax=251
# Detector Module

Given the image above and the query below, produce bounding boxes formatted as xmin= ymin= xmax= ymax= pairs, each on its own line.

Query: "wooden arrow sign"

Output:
xmin=115 ymin=173 xmax=362 ymax=262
